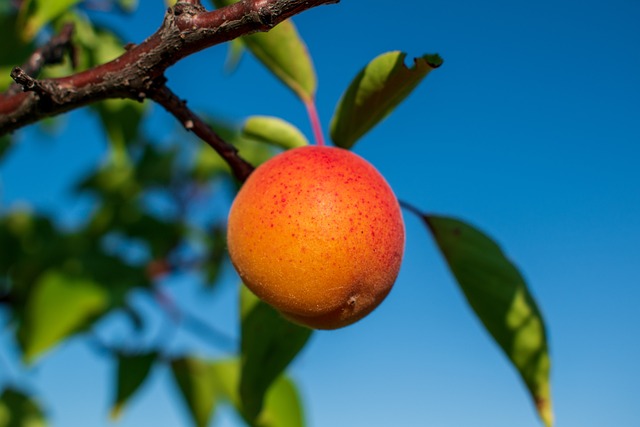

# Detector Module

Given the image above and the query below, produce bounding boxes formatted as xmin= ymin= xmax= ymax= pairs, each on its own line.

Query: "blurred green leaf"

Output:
xmin=202 ymin=225 xmax=227 ymax=287
xmin=242 ymin=116 xmax=309 ymax=149
xmin=120 ymin=212 xmax=182 ymax=258
xmin=239 ymin=286 xmax=312 ymax=421
xmin=117 ymin=0 xmax=138 ymax=13
xmin=19 ymin=0 xmax=81 ymax=41
xmin=193 ymin=358 xmax=306 ymax=427
xmin=95 ymin=99 xmax=146 ymax=149
xmin=135 ymin=144 xmax=178 ymax=187
xmin=17 ymin=270 xmax=109 ymax=363
xmin=111 ymin=352 xmax=157 ymax=419
xmin=256 ymin=376 xmax=305 ymax=427
xmin=76 ymin=161 xmax=138 ymax=199
xmin=0 ymin=13 xmax=35 ymax=90
xmin=0 ymin=389 xmax=47 ymax=427
xmin=0 ymin=211 xmax=67 ymax=297
xmin=423 ymin=214 xmax=553 ymax=427
xmin=225 ymin=38 xmax=245 ymax=73
xmin=212 ymin=0 xmax=316 ymax=102
xmin=330 ymin=51 xmax=442 ymax=149
xmin=171 ymin=358 xmax=219 ymax=427
xmin=0 ymin=136 xmax=12 ymax=163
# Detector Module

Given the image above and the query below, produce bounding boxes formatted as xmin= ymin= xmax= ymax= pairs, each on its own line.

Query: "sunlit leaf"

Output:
xmin=239 ymin=285 xmax=312 ymax=421
xmin=207 ymin=359 xmax=306 ymax=427
xmin=257 ymin=376 xmax=305 ymax=427
xmin=17 ymin=270 xmax=109 ymax=363
xmin=110 ymin=352 xmax=157 ymax=419
xmin=422 ymin=214 xmax=553 ymax=427
xmin=212 ymin=0 xmax=316 ymax=102
xmin=0 ymin=389 xmax=47 ymax=427
xmin=243 ymin=21 xmax=316 ymax=103
xmin=19 ymin=0 xmax=81 ymax=41
xmin=171 ymin=358 xmax=219 ymax=427
xmin=225 ymin=39 xmax=245 ymax=73
xmin=242 ymin=116 xmax=309 ymax=149
xmin=330 ymin=51 xmax=442 ymax=149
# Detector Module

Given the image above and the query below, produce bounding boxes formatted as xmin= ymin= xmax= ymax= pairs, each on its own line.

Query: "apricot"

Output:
xmin=227 ymin=146 xmax=404 ymax=329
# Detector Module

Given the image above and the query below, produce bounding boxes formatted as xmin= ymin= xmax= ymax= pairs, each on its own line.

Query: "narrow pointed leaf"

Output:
xmin=422 ymin=214 xmax=553 ymax=426
xmin=242 ymin=116 xmax=309 ymax=149
xmin=0 ymin=389 xmax=47 ymax=427
xmin=212 ymin=0 xmax=316 ymax=102
xmin=225 ymin=38 xmax=245 ymax=73
xmin=18 ymin=270 xmax=109 ymax=363
xmin=239 ymin=285 xmax=312 ymax=421
xmin=110 ymin=352 xmax=158 ymax=419
xmin=171 ymin=358 xmax=219 ymax=427
xmin=330 ymin=51 xmax=442 ymax=149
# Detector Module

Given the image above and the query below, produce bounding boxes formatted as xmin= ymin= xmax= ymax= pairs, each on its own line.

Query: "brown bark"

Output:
xmin=0 ymin=0 xmax=338 ymax=179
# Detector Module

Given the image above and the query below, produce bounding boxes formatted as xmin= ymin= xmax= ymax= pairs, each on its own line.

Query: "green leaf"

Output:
xmin=202 ymin=225 xmax=227 ymax=287
xmin=110 ymin=352 xmax=157 ymax=419
xmin=257 ymin=376 xmax=305 ymax=427
xmin=19 ymin=0 xmax=81 ymax=40
xmin=224 ymin=38 xmax=245 ymax=73
xmin=17 ymin=270 xmax=109 ymax=363
xmin=117 ymin=0 xmax=138 ymax=13
xmin=135 ymin=144 xmax=178 ymax=187
xmin=239 ymin=285 xmax=312 ymax=421
xmin=0 ymin=13 xmax=35 ymax=90
xmin=330 ymin=51 xmax=442 ymax=149
xmin=0 ymin=136 xmax=12 ymax=163
xmin=242 ymin=116 xmax=309 ymax=149
xmin=0 ymin=389 xmax=47 ymax=427
xmin=203 ymin=359 xmax=306 ymax=427
xmin=95 ymin=99 xmax=146 ymax=149
xmin=423 ymin=214 xmax=553 ymax=427
xmin=243 ymin=21 xmax=316 ymax=102
xmin=212 ymin=0 xmax=316 ymax=102
xmin=171 ymin=358 xmax=219 ymax=427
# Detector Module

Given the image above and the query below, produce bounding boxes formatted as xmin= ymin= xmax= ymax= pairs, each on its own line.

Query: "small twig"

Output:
xmin=0 ymin=0 xmax=339 ymax=135
xmin=7 ymin=23 xmax=76 ymax=96
xmin=150 ymin=85 xmax=255 ymax=182
xmin=10 ymin=68 xmax=47 ymax=95
xmin=305 ymin=98 xmax=325 ymax=146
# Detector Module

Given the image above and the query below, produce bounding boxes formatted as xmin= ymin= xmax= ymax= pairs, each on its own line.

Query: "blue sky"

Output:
xmin=1 ymin=0 xmax=639 ymax=426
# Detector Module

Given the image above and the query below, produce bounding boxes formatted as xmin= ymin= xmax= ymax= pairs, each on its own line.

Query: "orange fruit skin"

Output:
xmin=227 ymin=146 xmax=405 ymax=329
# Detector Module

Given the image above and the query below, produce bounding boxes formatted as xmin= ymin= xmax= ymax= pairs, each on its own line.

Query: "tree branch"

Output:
xmin=6 ymin=23 xmax=76 ymax=97
xmin=0 ymin=0 xmax=338 ymax=136
xmin=150 ymin=84 xmax=255 ymax=182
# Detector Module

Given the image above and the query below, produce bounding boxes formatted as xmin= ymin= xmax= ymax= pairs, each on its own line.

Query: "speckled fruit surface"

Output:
xmin=227 ymin=146 xmax=405 ymax=329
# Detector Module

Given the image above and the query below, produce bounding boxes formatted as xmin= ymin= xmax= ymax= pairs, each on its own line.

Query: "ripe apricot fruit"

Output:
xmin=227 ymin=146 xmax=404 ymax=329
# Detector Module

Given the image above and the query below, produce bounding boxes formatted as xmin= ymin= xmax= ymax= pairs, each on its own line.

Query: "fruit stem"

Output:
xmin=305 ymin=97 xmax=326 ymax=146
